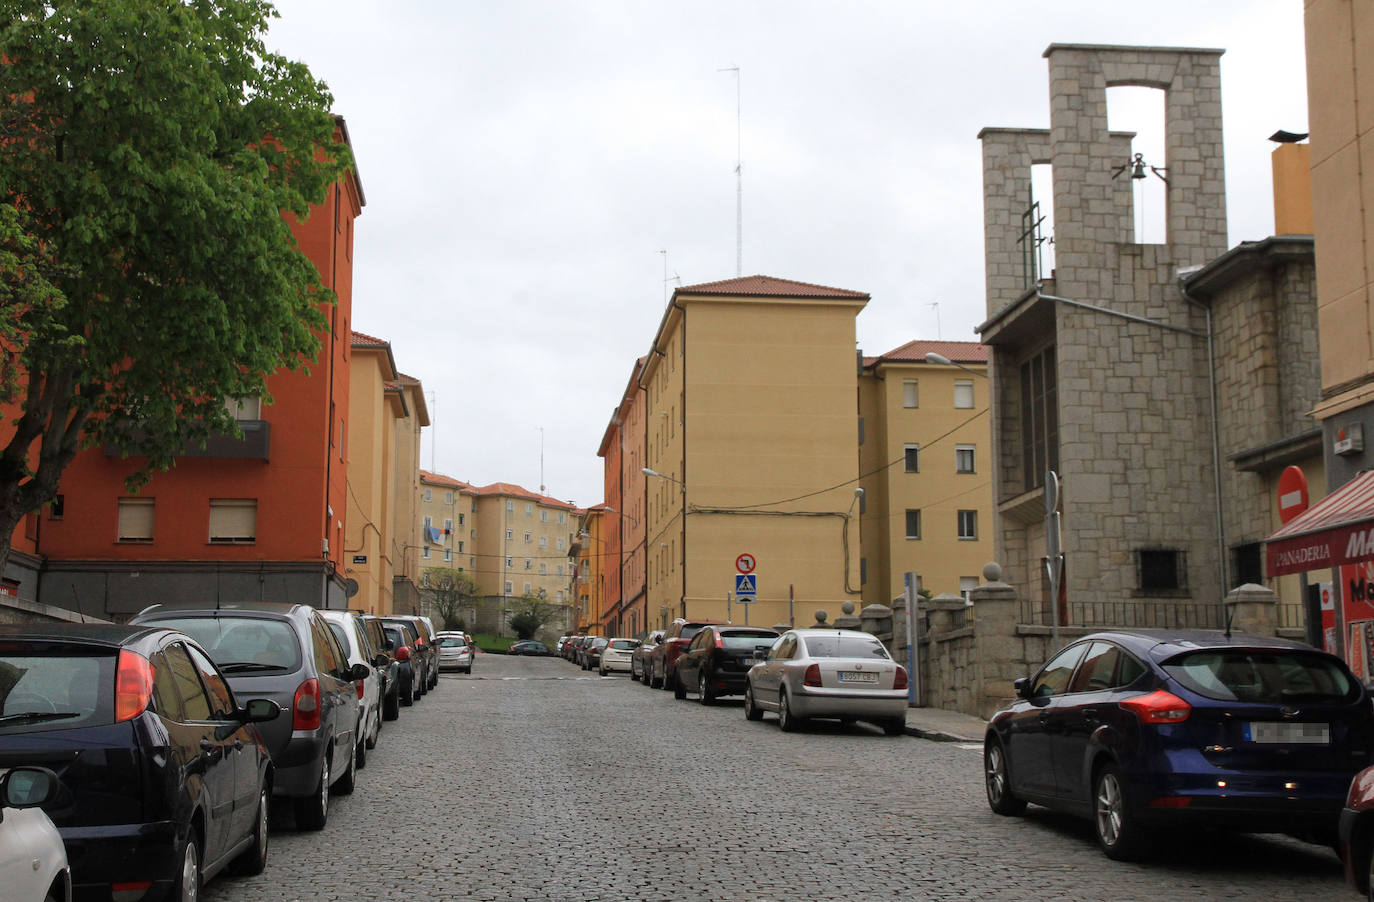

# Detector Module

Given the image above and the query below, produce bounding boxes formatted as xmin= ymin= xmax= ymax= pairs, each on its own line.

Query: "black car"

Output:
xmin=674 ymin=626 xmax=780 ymax=703
xmin=133 ymin=601 xmax=367 ymax=831
xmin=381 ymin=621 xmax=423 ymax=707
xmin=985 ymin=629 xmax=1374 ymax=859
xmin=580 ymin=636 xmax=609 ymax=671
xmin=0 ymin=622 xmax=279 ymax=900
xmin=508 ymin=640 xmax=551 ymax=656
xmin=380 ymin=616 xmax=436 ymax=695
xmin=360 ymin=614 xmax=401 ymax=721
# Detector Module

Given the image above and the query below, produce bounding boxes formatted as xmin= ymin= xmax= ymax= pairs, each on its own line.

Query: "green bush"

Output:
xmin=471 ymin=633 xmax=515 ymax=654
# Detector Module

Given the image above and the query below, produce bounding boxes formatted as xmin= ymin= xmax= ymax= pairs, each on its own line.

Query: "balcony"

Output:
xmin=104 ymin=419 xmax=271 ymax=461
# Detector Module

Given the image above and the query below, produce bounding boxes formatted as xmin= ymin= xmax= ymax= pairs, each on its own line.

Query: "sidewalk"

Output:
xmin=902 ymin=706 xmax=987 ymax=743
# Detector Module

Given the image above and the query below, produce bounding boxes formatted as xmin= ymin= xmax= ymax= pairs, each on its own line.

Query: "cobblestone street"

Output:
xmin=203 ymin=653 xmax=1348 ymax=902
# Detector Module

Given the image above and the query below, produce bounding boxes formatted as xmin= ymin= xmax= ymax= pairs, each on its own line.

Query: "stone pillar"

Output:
xmin=970 ymin=563 xmax=1022 ymax=718
xmin=832 ymin=600 xmax=861 ymax=631
xmin=926 ymin=593 xmax=967 ymax=636
xmin=1225 ymin=582 xmax=1278 ymax=637
xmin=860 ymin=604 xmax=893 ymax=641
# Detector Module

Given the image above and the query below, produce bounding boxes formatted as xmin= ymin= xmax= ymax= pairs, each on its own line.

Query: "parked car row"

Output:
xmin=563 ymin=621 xmax=912 ymax=736
xmin=0 ymin=604 xmax=449 ymax=901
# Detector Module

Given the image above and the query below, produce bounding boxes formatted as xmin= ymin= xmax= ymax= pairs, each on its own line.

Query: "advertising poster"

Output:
xmin=1340 ymin=562 xmax=1374 ymax=682
xmin=1320 ymin=581 xmax=1337 ymax=654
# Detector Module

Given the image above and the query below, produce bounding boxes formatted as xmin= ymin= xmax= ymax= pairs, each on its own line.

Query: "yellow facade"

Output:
xmin=466 ymin=483 xmax=578 ymax=605
xmin=857 ymin=343 xmax=993 ymax=606
xmin=641 ymin=277 xmax=869 ymax=630
xmin=390 ymin=377 xmax=429 ymax=613
xmin=346 ymin=335 xmax=427 ymax=615
xmin=574 ymin=507 xmax=609 ymax=634
xmin=418 ymin=472 xmax=477 ymax=583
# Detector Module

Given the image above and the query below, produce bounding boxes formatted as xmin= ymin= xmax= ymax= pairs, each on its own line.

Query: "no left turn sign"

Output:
xmin=735 ymin=553 xmax=756 ymax=574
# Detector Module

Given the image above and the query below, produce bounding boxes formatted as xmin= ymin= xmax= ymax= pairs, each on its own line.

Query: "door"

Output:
xmin=1050 ymin=641 xmax=1145 ymax=804
xmin=754 ymin=634 xmax=795 ymax=708
xmin=185 ymin=641 xmax=260 ymax=842
xmin=309 ymin=615 xmax=355 ymax=779
xmin=162 ymin=642 xmax=237 ymax=861
xmin=1006 ymin=642 xmax=1088 ymax=800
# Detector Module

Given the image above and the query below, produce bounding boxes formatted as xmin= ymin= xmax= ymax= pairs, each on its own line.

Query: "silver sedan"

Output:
xmin=744 ymin=629 xmax=908 ymax=735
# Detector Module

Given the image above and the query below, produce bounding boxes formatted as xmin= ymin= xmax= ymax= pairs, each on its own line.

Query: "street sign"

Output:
xmin=1278 ymin=465 xmax=1310 ymax=524
xmin=735 ymin=553 xmax=756 ymax=574
xmin=734 ymin=573 xmax=757 ymax=602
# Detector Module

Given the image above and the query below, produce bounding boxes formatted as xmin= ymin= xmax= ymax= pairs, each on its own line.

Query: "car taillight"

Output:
xmin=356 ymin=679 xmax=365 ymax=700
xmin=395 ymin=645 xmax=411 ymax=662
xmin=293 ymin=678 xmax=322 ymax=731
xmin=114 ymin=649 xmax=154 ymax=722
xmin=804 ymin=664 xmax=822 ymax=687
xmin=893 ymin=666 xmax=908 ymax=691
xmin=715 ymin=633 xmax=724 ymax=649
xmin=1120 ymin=689 xmax=1191 ymax=724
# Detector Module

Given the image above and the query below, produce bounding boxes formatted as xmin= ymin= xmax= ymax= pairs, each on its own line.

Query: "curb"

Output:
xmin=904 ymin=725 xmax=978 ymax=743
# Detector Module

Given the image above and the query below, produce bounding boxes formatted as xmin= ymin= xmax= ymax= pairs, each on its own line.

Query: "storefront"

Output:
xmin=1266 ymin=469 xmax=1374 ymax=678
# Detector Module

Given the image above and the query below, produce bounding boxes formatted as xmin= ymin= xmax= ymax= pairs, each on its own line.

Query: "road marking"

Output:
xmin=956 ymin=743 xmax=982 ymax=751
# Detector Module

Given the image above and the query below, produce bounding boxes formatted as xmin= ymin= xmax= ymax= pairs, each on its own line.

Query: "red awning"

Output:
xmin=1265 ymin=470 xmax=1374 ymax=577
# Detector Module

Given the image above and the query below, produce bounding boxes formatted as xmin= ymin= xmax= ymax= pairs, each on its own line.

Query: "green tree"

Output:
xmin=0 ymin=0 xmax=350 ymax=575
xmin=507 ymin=594 xmax=558 ymax=641
xmin=423 ymin=567 xmax=479 ymax=631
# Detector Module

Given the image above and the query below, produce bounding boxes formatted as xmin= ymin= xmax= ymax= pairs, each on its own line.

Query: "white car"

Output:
xmin=320 ymin=610 xmax=382 ymax=767
xmin=436 ymin=631 xmax=474 ymax=674
xmin=745 ymin=629 xmax=909 ymax=735
xmin=0 ymin=766 xmax=70 ymax=902
xmin=598 ymin=638 xmax=641 ymax=675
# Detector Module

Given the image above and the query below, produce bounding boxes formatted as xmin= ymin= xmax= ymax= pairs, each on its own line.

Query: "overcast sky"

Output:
xmin=265 ymin=0 xmax=1309 ymax=508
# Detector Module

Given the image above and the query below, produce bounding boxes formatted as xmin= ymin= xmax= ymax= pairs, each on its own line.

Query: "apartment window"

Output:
xmin=954 ymin=379 xmax=974 ymax=409
xmin=458 ymin=513 xmax=465 ymax=526
xmin=539 ymin=563 xmax=547 ymax=575
xmin=524 ymin=559 xmax=531 ymax=570
xmin=557 ymin=565 xmax=564 ymax=577
xmin=860 ymin=557 xmax=868 ymax=586
xmin=445 ymin=491 xmax=454 ymax=504
xmin=1020 ymin=345 xmax=1059 ymax=491
xmin=457 ymin=541 xmax=464 ymax=553
xmin=506 ymin=500 xmax=514 ymax=512
xmin=905 ymin=509 xmax=921 ymax=540
xmin=524 ymin=531 xmax=532 ymax=543
xmin=523 ymin=582 xmax=532 ymax=595
xmin=541 ymin=510 xmax=548 ymax=522
xmin=48 ymin=494 xmax=64 ymax=520
xmin=504 ymin=581 xmax=513 ymax=595
xmin=558 ymin=512 xmax=566 ymax=525
xmin=423 ymin=516 xmax=432 ymax=531
xmin=960 ymin=576 xmax=979 ymax=600
xmin=956 ymin=445 xmax=976 ymax=474
xmin=1139 ymin=549 xmax=1184 ymax=591
xmin=902 ymin=379 xmax=918 ymax=408
xmin=423 ymin=488 xmax=432 ymax=502
xmin=422 ymin=547 xmax=431 ymax=559
xmin=208 ymin=499 xmax=256 ymax=544
xmin=338 ymin=419 xmax=344 ymax=460
xmin=117 ymin=498 xmax=155 ymax=542
xmin=469 ymin=557 xmax=475 ymax=568
xmin=505 ymin=528 xmax=513 ymax=540
xmin=1233 ymin=542 xmax=1262 ymax=588
xmin=556 ymin=591 xmax=564 ymax=603
xmin=904 ymin=444 xmax=919 ymax=473
xmin=957 ymin=510 xmax=978 ymax=541
xmin=506 ymin=556 xmax=513 ymax=568
xmin=443 ymin=549 xmax=452 ymax=562
xmin=443 ymin=518 xmax=453 ymax=533
xmin=225 ymin=396 xmax=261 ymax=419
xmin=524 ymin=503 xmax=532 ymax=515
xmin=540 ymin=536 xmax=548 ymax=548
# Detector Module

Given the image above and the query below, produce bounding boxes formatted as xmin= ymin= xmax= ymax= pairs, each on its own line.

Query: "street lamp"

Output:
xmin=924 ymin=351 xmax=987 ymax=379
xmin=642 ymin=467 xmax=686 ymax=493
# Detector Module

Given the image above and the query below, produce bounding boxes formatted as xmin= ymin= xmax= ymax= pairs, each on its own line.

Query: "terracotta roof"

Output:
xmin=419 ymin=470 xmax=476 ymax=492
xmin=351 ymin=330 xmax=389 ymax=348
xmin=864 ymin=339 xmax=989 ymax=368
xmin=472 ymin=482 xmax=581 ymax=511
xmin=677 ymin=275 xmax=869 ymax=300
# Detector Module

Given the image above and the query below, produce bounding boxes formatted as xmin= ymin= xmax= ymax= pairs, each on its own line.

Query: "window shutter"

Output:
xmin=118 ymin=499 xmax=154 ymax=541
xmin=209 ymin=499 xmax=257 ymax=542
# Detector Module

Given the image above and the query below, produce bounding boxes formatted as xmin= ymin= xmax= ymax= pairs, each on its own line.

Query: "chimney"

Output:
xmin=1270 ymin=130 xmax=1314 ymax=235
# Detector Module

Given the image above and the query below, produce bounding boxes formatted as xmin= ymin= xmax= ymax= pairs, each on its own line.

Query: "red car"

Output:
xmin=1340 ymin=765 xmax=1374 ymax=897
xmin=649 ymin=618 xmax=727 ymax=692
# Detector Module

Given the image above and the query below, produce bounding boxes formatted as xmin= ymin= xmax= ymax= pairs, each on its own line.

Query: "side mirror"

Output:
xmin=350 ymin=662 xmax=371 ymax=682
xmin=1014 ymin=677 xmax=1031 ymax=700
xmin=373 ymin=653 xmax=390 ymax=668
xmin=241 ymin=698 xmax=282 ymax=724
xmin=0 ymin=766 xmax=58 ymax=809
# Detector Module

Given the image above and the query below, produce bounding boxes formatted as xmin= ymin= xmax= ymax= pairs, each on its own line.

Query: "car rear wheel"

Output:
xmin=984 ymin=738 xmax=1026 ymax=816
xmin=778 ymin=689 xmax=802 ymax=732
xmin=355 ymin=724 xmax=368 ymax=770
xmin=383 ymin=686 xmax=401 ymax=719
xmin=1094 ymin=763 xmax=1147 ymax=860
xmin=175 ymin=828 xmax=202 ymax=902
xmin=365 ymin=709 xmax=379 ymax=749
xmin=698 ymin=670 xmax=714 ymax=705
xmin=744 ymin=684 xmax=763 ymax=721
xmin=1366 ymin=838 xmax=1374 ymax=902
xmin=335 ymin=739 xmax=357 ymax=795
xmin=295 ymin=757 xmax=329 ymax=831
xmin=230 ymin=787 xmax=269 ymax=876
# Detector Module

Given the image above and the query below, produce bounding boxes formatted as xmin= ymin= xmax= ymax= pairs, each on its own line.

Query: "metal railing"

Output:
xmin=1019 ymin=598 xmax=1226 ymax=631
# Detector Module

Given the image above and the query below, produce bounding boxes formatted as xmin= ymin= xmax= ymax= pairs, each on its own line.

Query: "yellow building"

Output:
xmin=573 ymin=505 xmax=610 ymax=634
xmin=417 ymin=471 xmax=477 ymax=583
xmin=640 ymin=276 xmax=869 ymax=630
xmin=345 ymin=333 xmax=428 ymax=615
xmin=467 ymin=483 xmax=579 ymax=605
xmin=390 ymin=375 xmax=429 ymax=614
xmin=858 ymin=340 xmax=993 ymax=606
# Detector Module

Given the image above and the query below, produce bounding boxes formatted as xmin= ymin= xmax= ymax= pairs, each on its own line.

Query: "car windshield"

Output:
xmin=679 ymin=626 xmax=706 ymax=641
xmin=1162 ymin=649 xmax=1360 ymax=703
xmin=721 ymin=632 xmax=777 ymax=649
xmin=154 ymin=616 xmax=303 ymax=673
xmin=609 ymin=639 xmax=638 ymax=650
xmin=0 ymin=648 xmax=115 ymax=732
xmin=803 ymin=635 xmax=890 ymax=659
xmin=590 ymin=638 xmax=608 ymax=648
xmin=439 ymin=637 xmax=467 ymax=648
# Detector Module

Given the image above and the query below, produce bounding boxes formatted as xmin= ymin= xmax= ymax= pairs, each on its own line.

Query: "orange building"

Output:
xmin=596 ymin=358 xmax=649 ymax=638
xmin=29 ymin=123 xmax=365 ymax=619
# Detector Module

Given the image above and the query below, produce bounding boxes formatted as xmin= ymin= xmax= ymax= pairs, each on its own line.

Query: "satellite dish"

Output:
xmin=343 ymin=578 xmax=359 ymax=599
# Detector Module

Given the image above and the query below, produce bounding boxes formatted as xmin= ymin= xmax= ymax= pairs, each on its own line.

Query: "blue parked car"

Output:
xmin=984 ymin=629 xmax=1374 ymax=860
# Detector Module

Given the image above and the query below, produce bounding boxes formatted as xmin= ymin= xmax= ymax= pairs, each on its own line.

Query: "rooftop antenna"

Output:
xmin=539 ymin=426 xmax=545 ymax=494
xmin=928 ymin=302 xmax=942 ymax=340
xmin=719 ymin=65 xmax=742 ymax=276
xmin=427 ymin=390 xmax=437 ymax=471
xmin=660 ymin=249 xmax=668 ymax=305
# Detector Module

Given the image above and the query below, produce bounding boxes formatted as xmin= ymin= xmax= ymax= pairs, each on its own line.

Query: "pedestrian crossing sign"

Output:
xmin=735 ymin=573 xmax=757 ymax=596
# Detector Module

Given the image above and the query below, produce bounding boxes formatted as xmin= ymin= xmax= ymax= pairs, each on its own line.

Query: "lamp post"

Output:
xmin=642 ymin=467 xmax=686 ymax=492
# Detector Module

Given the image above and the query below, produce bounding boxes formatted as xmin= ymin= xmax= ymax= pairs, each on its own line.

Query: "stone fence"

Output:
xmin=856 ymin=563 xmax=1294 ymax=720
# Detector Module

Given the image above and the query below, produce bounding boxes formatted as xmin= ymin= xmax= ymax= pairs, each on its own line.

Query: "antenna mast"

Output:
xmin=539 ymin=426 xmax=545 ymax=494
xmin=428 ymin=391 xmax=436 ymax=471
xmin=719 ymin=65 xmax=742 ymax=276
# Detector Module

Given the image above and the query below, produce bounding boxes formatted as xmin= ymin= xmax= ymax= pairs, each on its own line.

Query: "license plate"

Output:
xmin=1243 ymin=721 xmax=1330 ymax=744
xmin=838 ymin=671 xmax=878 ymax=683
